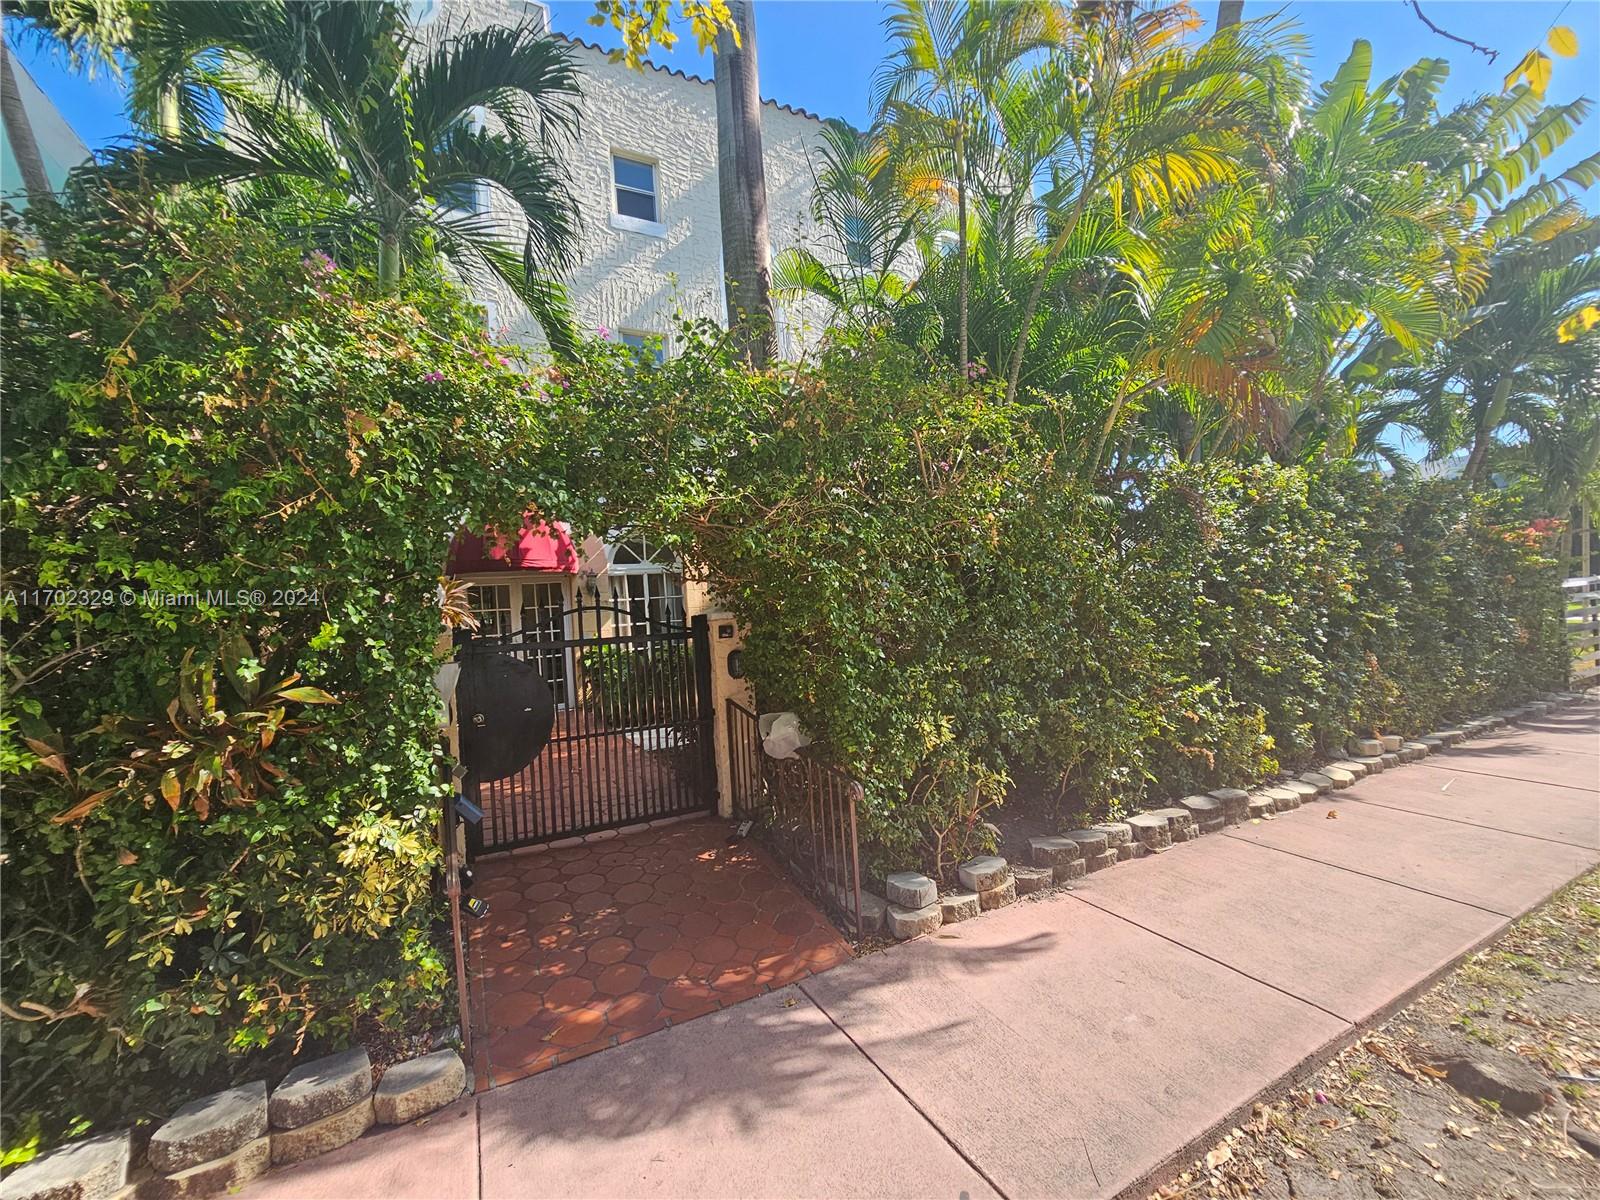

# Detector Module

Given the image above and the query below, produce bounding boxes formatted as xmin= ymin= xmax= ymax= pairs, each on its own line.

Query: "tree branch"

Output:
xmin=1407 ymin=1 xmax=1498 ymax=63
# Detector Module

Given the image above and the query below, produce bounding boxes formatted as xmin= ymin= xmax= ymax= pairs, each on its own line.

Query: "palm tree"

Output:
xmin=1 ymin=40 xmax=53 ymax=206
xmin=998 ymin=4 xmax=1303 ymax=423
xmin=85 ymin=0 xmax=583 ymax=343
xmin=713 ymin=0 xmax=776 ymax=368
xmin=771 ymin=119 xmax=936 ymax=332
xmin=1383 ymin=206 xmax=1600 ymax=484
xmin=874 ymin=0 xmax=1052 ymax=372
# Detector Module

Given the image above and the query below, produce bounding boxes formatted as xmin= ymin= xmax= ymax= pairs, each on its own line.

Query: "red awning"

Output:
xmin=447 ymin=517 xmax=578 ymax=575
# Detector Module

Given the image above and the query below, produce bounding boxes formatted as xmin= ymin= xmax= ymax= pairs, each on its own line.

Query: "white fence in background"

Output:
xmin=1564 ymin=576 xmax=1600 ymax=684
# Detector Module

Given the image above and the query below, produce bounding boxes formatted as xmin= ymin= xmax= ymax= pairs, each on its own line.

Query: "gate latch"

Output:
xmin=471 ymin=712 xmax=487 ymax=727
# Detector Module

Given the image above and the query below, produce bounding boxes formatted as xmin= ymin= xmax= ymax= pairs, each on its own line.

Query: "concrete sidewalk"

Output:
xmin=245 ymin=702 xmax=1599 ymax=1200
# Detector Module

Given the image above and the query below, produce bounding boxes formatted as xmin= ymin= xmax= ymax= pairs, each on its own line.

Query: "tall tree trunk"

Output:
xmin=1216 ymin=2 xmax=1245 ymax=30
xmin=1464 ymin=372 xmax=1514 ymax=482
xmin=377 ymin=228 xmax=402 ymax=288
xmin=714 ymin=0 xmax=776 ymax=369
xmin=1 ymin=43 xmax=54 ymax=210
xmin=157 ymin=86 xmax=181 ymax=139
xmin=955 ymin=127 xmax=968 ymax=372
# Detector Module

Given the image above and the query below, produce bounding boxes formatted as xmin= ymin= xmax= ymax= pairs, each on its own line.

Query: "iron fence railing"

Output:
xmin=1564 ymin=575 xmax=1600 ymax=685
xmin=726 ymin=699 xmax=864 ymax=936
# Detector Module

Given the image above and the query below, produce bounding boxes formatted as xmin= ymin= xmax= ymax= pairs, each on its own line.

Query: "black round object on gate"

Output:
xmin=455 ymin=645 xmax=556 ymax=784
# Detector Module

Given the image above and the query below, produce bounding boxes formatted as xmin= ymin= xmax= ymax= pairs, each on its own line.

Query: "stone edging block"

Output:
xmin=148 ymin=1082 xmax=268 ymax=1176
xmin=269 ymin=1047 xmax=372 ymax=1131
xmin=269 ymin=1096 xmax=373 ymax=1167
xmin=373 ymin=1050 xmax=467 ymax=1126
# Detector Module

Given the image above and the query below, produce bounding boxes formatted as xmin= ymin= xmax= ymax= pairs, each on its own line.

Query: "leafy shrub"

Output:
xmin=0 ymin=189 xmax=593 ymax=1149
xmin=562 ymin=333 xmax=1567 ymax=878
xmin=584 ymin=644 xmax=696 ymax=727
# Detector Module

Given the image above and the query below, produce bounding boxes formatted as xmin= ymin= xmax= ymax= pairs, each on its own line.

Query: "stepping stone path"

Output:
xmin=1400 ymin=741 xmax=1429 ymax=762
xmin=1352 ymin=755 xmax=1386 ymax=774
xmin=1352 ymin=737 xmax=1384 ymax=757
xmin=149 ymin=1081 xmax=269 ymax=1175
xmin=1329 ymin=759 xmax=1369 ymax=779
xmin=270 ymin=1047 xmax=372 ymax=1130
xmin=939 ymin=890 xmax=981 ymax=923
xmin=0 ymin=1130 xmax=130 ymax=1200
xmin=1246 ymin=793 xmax=1276 ymax=820
xmin=1380 ymin=734 xmax=1404 ymax=752
xmin=373 ymin=1050 xmax=466 ymax=1126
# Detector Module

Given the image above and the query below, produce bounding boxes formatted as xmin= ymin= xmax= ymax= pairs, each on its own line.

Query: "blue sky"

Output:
xmin=8 ymin=0 xmax=1599 ymax=207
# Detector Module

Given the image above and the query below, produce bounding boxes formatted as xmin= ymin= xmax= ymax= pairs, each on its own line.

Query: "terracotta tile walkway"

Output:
xmin=466 ymin=818 xmax=853 ymax=1089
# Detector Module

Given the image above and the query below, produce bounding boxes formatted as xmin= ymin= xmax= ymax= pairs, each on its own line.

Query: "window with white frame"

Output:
xmin=519 ymin=580 xmax=570 ymax=705
xmin=466 ymin=583 xmax=513 ymax=638
xmin=612 ymin=154 xmax=659 ymax=223
xmin=619 ymin=330 xmax=666 ymax=366
xmin=438 ymin=108 xmax=487 ymax=217
xmin=606 ymin=536 xmax=685 ymax=631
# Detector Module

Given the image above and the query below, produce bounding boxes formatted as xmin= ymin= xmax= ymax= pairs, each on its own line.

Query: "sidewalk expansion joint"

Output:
xmin=1339 ymin=794 xmax=1598 ymax=851
xmin=1219 ymin=833 xmax=1518 ymax=919
xmin=1063 ymin=894 xmax=1355 ymax=1026
xmin=796 ymin=981 xmax=1014 ymax=1200
xmin=1411 ymin=763 xmax=1600 ymax=794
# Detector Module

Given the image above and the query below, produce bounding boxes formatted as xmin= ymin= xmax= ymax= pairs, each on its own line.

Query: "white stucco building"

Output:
xmin=423 ymin=0 xmax=831 ymax=359
xmin=427 ymin=1 xmax=833 ymax=634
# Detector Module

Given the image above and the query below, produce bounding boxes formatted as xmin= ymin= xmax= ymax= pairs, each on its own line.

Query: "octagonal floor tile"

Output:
xmin=468 ymin=819 xmax=852 ymax=1090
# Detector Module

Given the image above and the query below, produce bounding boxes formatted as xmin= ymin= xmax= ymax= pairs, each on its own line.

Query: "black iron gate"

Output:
xmin=456 ymin=601 xmax=716 ymax=856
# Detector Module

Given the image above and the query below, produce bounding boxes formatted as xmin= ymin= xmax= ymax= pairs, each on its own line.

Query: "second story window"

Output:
xmin=612 ymin=154 xmax=659 ymax=224
xmin=619 ymin=330 xmax=666 ymax=366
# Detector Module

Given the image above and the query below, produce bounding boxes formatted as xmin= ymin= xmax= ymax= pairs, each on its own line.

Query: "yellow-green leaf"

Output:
xmin=160 ymin=769 xmax=181 ymax=811
xmin=1548 ymin=26 xmax=1579 ymax=58
xmin=1558 ymin=305 xmax=1600 ymax=343
xmin=278 ymin=686 xmax=338 ymax=704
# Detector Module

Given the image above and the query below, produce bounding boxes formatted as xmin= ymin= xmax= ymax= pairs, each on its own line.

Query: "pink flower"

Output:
xmin=597 ymin=325 xmax=612 ymax=339
xmin=422 ymin=371 xmax=444 ymax=383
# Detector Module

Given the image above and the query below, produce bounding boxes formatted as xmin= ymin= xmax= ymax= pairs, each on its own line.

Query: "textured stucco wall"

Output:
xmin=429 ymin=0 xmax=833 ymax=358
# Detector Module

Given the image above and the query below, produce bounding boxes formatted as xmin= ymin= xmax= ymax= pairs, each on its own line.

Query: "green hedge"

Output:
xmin=560 ymin=333 xmax=1569 ymax=879
xmin=0 ymin=192 xmax=593 ymax=1152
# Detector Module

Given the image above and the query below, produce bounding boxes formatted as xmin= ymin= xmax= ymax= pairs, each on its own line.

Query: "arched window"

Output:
xmin=606 ymin=536 xmax=685 ymax=631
